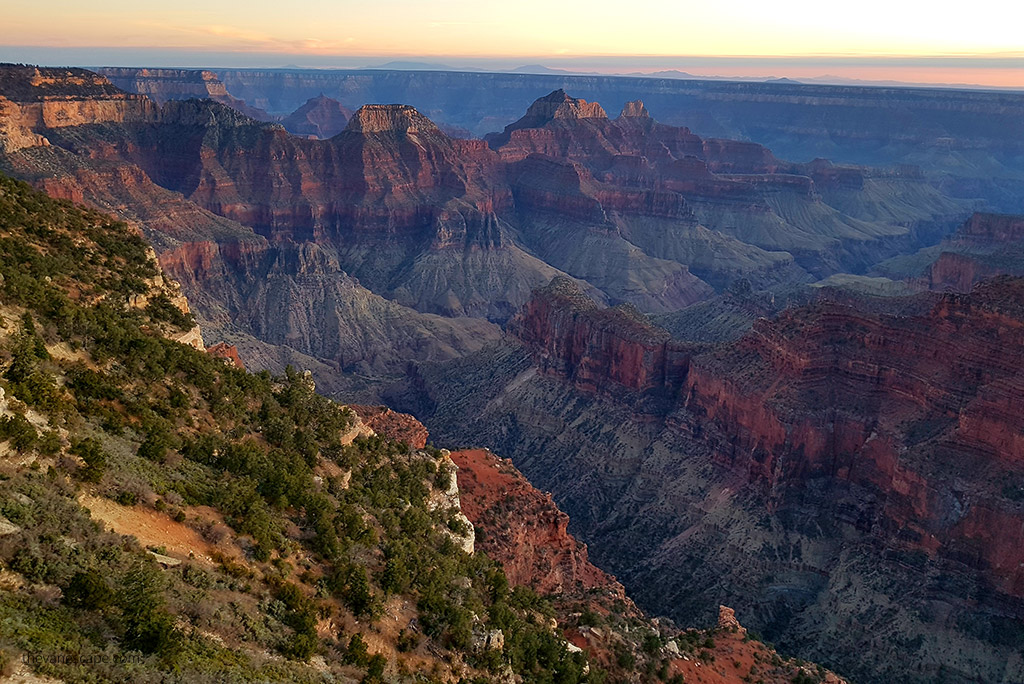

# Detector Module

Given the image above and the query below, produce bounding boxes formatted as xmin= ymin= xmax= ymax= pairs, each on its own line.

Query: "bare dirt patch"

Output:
xmin=79 ymin=494 xmax=237 ymax=565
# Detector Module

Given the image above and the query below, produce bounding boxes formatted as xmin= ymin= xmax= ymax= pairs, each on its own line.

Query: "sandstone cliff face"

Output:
xmin=958 ymin=212 xmax=1024 ymax=243
xmin=348 ymin=405 xmax=429 ymax=449
xmin=509 ymin=277 xmax=691 ymax=393
xmin=121 ymin=98 xmax=558 ymax=320
xmin=206 ymin=341 xmax=245 ymax=369
xmin=0 ymin=67 xmax=156 ymax=152
xmin=926 ymin=251 xmax=996 ymax=291
xmin=99 ymin=67 xmax=231 ymax=103
xmin=97 ymin=67 xmax=272 ymax=120
xmin=678 ymin=282 xmax=1024 ymax=603
xmin=889 ymin=212 xmax=1024 ymax=291
xmin=511 ymin=276 xmax=1024 ymax=599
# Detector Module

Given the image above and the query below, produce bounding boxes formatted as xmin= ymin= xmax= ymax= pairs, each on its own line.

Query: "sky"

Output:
xmin=3 ymin=0 xmax=1022 ymax=88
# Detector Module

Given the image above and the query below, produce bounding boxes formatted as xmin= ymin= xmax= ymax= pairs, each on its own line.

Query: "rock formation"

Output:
xmin=97 ymin=67 xmax=272 ymax=120
xmin=206 ymin=342 xmax=245 ymax=369
xmin=279 ymin=94 xmax=352 ymax=138
xmin=348 ymin=405 xmax=429 ymax=449
xmin=451 ymin=447 xmax=627 ymax=598
xmin=618 ymin=100 xmax=650 ymax=119
xmin=509 ymin=277 xmax=691 ymax=393
xmin=202 ymin=68 xmax=1024 ymax=212
xmin=0 ymin=67 xmax=967 ymax=337
xmin=925 ymin=212 xmax=1024 ymax=290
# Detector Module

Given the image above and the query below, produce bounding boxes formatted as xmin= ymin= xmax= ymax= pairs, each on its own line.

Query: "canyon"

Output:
xmin=2 ymin=63 xmax=1023 ymax=682
xmin=872 ymin=211 xmax=1024 ymax=293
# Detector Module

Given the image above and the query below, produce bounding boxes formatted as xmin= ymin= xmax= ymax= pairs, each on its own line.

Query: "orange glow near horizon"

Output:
xmin=2 ymin=0 xmax=1022 ymax=87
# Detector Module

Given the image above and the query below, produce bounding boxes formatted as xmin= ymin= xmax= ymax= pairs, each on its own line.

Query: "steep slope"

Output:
xmin=451 ymin=447 xmax=850 ymax=684
xmin=405 ymin=277 xmax=1024 ymax=684
xmin=506 ymin=154 xmax=713 ymax=310
xmin=159 ymin=238 xmax=500 ymax=376
xmin=451 ymin=447 xmax=625 ymax=597
xmin=0 ymin=175 xmax=850 ymax=684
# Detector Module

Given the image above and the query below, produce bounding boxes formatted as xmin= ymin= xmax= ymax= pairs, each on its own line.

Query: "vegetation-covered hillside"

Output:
xmin=0 ymin=173 xmax=592 ymax=683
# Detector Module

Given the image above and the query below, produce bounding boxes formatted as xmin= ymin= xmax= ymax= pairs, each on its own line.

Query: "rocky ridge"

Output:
xmin=340 ymin=403 xmax=851 ymax=683
xmin=451 ymin=447 xmax=625 ymax=598
xmin=97 ymin=66 xmax=271 ymax=120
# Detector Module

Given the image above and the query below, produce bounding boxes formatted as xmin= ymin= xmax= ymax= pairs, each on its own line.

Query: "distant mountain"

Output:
xmin=509 ymin=64 xmax=598 ymax=75
xmin=363 ymin=60 xmax=471 ymax=71
xmin=626 ymin=69 xmax=702 ymax=79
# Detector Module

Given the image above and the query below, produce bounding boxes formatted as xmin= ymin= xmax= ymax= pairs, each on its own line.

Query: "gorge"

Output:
xmin=2 ymin=62 xmax=1023 ymax=683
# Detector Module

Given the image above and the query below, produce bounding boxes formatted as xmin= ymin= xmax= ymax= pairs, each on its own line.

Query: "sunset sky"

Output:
xmin=3 ymin=0 xmax=1022 ymax=88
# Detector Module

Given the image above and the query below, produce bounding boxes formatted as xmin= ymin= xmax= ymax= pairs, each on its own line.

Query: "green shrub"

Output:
xmin=0 ymin=414 xmax=37 ymax=452
xmin=343 ymin=633 xmax=369 ymax=667
xmin=71 ymin=438 xmax=107 ymax=483
xmin=63 ymin=569 xmax=114 ymax=610
xmin=362 ymin=653 xmax=386 ymax=683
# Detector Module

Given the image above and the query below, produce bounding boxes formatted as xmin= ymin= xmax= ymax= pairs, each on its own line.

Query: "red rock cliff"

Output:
xmin=451 ymin=448 xmax=627 ymax=598
xmin=924 ymin=212 xmax=1024 ymax=291
xmin=958 ymin=212 xmax=1024 ymax=243
xmin=682 ymin=278 xmax=1024 ymax=599
xmin=509 ymin=277 xmax=692 ymax=393
xmin=348 ymin=405 xmax=429 ymax=449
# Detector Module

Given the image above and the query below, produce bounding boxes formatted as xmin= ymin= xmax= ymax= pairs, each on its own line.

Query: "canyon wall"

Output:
xmin=508 ymin=277 xmax=691 ymax=393
xmin=416 ymin=275 xmax=1024 ymax=683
